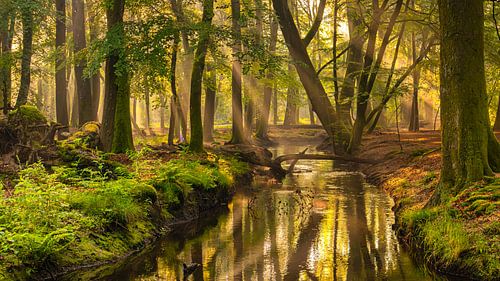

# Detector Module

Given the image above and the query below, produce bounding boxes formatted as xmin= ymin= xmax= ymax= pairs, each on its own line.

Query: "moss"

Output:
xmin=7 ymin=105 xmax=47 ymax=124
xmin=399 ymin=202 xmax=499 ymax=279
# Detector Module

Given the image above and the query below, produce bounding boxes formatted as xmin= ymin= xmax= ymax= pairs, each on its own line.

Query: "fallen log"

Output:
xmin=274 ymin=153 xmax=376 ymax=167
xmin=287 ymin=148 xmax=308 ymax=173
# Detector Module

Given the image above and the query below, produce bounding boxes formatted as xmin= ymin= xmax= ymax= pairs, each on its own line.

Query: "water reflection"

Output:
xmin=103 ymin=147 xmax=437 ymax=281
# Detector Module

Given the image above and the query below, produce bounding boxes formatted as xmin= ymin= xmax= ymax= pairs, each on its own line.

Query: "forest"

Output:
xmin=0 ymin=0 xmax=499 ymax=280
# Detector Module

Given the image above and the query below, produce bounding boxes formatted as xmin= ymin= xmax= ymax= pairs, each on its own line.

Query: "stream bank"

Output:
xmin=0 ymin=142 xmax=253 ymax=281
xmin=356 ymin=130 xmax=499 ymax=280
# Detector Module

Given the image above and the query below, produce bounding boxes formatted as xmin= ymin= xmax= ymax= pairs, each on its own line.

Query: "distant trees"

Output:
xmin=2 ymin=0 xmax=500 ymax=165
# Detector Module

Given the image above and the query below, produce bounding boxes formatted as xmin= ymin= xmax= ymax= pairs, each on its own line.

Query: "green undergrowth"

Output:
xmin=0 ymin=148 xmax=249 ymax=280
xmin=398 ymin=179 xmax=500 ymax=280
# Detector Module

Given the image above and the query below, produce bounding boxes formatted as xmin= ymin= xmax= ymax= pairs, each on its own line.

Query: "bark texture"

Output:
xmin=436 ymin=0 xmax=500 ymax=202
xmin=101 ymin=0 xmax=133 ymax=153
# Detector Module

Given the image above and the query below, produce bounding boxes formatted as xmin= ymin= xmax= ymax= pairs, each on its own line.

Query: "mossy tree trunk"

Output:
xmin=101 ymin=0 xmax=133 ymax=153
xmin=0 ymin=13 xmax=15 ymax=114
xmin=434 ymin=0 xmax=500 ymax=203
xmin=16 ymin=7 xmax=34 ymax=107
xmin=188 ymin=0 xmax=214 ymax=152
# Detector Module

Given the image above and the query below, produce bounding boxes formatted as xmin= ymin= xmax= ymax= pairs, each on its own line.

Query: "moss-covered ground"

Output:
xmin=358 ymin=130 xmax=500 ymax=280
xmin=0 ymin=143 xmax=249 ymax=280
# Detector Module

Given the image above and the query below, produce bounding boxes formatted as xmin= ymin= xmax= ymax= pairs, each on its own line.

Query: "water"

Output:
xmin=98 ymin=146 xmax=444 ymax=281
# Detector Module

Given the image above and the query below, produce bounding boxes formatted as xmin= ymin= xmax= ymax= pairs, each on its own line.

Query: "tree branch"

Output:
xmin=302 ymin=0 xmax=326 ymax=47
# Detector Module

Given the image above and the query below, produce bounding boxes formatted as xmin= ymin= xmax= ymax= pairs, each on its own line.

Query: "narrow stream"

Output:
xmin=97 ymin=145 xmax=447 ymax=281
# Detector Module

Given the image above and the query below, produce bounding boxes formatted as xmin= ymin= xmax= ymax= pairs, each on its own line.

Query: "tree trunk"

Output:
xmin=36 ymin=80 xmax=43 ymax=111
xmin=101 ymin=0 xmax=133 ymax=153
xmin=336 ymin=0 xmax=365 ymax=147
xmin=89 ymin=0 xmax=101 ymax=121
xmin=188 ymin=0 xmax=214 ymax=152
xmin=55 ymin=0 xmax=69 ymax=129
xmin=408 ymin=31 xmax=421 ymax=132
xmin=70 ymin=70 xmax=79 ymax=127
xmin=168 ymin=96 xmax=177 ymax=145
xmin=132 ymin=97 xmax=138 ymax=129
xmin=494 ymin=98 xmax=500 ymax=131
xmin=229 ymin=0 xmax=246 ymax=144
xmin=72 ymin=0 xmax=92 ymax=126
xmin=203 ymin=63 xmax=216 ymax=142
xmin=284 ymin=86 xmax=298 ymax=126
xmin=273 ymin=86 xmax=278 ymax=125
xmin=16 ymin=8 xmax=34 ymax=107
xmin=256 ymin=0 xmax=277 ymax=140
xmin=159 ymin=93 xmax=166 ymax=134
xmin=434 ymin=0 xmax=500 ymax=203
xmin=1 ymin=15 xmax=14 ymax=114
xmin=144 ymin=80 xmax=150 ymax=130
xmin=244 ymin=77 xmax=255 ymax=138
xmin=272 ymin=0 xmax=336 ymax=138
xmin=169 ymin=0 xmax=189 ymax=140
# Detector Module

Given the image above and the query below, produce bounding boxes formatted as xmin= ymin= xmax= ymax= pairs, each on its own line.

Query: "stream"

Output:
xmin=94 ymin=145 xmax=450 ymax=281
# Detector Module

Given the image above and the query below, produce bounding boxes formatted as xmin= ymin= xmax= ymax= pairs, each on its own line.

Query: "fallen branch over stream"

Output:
xmin=273 ymin=153 xmax=377 ymax=165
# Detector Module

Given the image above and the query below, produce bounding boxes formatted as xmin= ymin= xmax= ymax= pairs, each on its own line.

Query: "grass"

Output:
xmin=0 ymin=147 xmax=250 ymax=279
xmin=396 ymin=179 xmax=500 ymax=280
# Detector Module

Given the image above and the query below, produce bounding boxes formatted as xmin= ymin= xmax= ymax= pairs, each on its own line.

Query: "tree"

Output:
xmin=433 ymin=0 xmax=500 ymax=203
xmin=347 ymin=0 xmax=404 ymax=153
xmin=101 ymin=0 xmax=133 ymax=153
xmin=229 ymin=0 xmax=246 ymax=144
xmin=88 ymin=0 xmax=101 ymax=121
xmin=15 ymin=2 xmax=35 ymax=107
xmin=203 ymin=63 xmax=216 ymax=142
xmin=0 ymin=5 xmax=15 ymax=114
xmin=188 ymin=0 xmax=214 ymax=152
xmin=336 ymin=0 xmax=365 ymax=146
xmin=255 ymin=12 xmax=278 ymax=140
xmin=272 ymin=0 xmax=336 ymax=139
xmin=55 ymin=0 xmax=69 ymax=129
xmin=72 ymin=0 xmax=92 ymax=126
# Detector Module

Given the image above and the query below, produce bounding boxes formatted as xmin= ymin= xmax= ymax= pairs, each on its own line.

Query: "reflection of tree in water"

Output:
xmin=190 ymin=241 xmax=203 ymax=281
xmin=344 ymin=175 xmax=376 ymax=280
xmin=233 ymin=196 xmax=243 ymax=281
